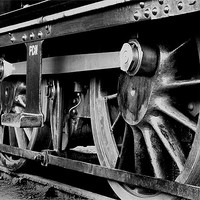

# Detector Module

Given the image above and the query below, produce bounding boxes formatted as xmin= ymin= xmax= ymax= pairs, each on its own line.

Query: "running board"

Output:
xmin=0 ymin=144 xmax=199 ymax=200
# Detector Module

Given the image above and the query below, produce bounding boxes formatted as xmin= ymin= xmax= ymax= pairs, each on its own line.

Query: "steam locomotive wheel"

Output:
xmin=90 ymin=40 xmax=200 ymax=199
xmin=0 ymin=82 xmax=50 ymax=171
xmin=49 ymin=79 xmax=68 ymax=152
xmin=0 ymin=126 xmax=39 ymax=171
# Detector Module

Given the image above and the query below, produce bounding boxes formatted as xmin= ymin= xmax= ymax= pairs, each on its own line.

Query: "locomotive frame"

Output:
xmin=0 ymin=0 xmax=200 ymax=199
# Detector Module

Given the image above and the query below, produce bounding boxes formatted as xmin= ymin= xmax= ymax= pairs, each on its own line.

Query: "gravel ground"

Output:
xmin=0 ymin=174 xmax=87 ymax=200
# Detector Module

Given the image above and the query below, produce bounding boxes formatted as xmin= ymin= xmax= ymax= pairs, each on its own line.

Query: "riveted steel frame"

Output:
xmin=0 ymin=0 xmax=200 ymax=48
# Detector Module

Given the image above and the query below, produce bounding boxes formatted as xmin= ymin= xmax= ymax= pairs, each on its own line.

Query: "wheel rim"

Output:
xmin=49 ymin=79 xmax=68 ymax=152
xmin=0 ymin=81 xmax=49 ymax=171
xmin=90 ymin=39 xmax=200 ymax=199
xmin=0 ymin=126 xmax=39 ymax=170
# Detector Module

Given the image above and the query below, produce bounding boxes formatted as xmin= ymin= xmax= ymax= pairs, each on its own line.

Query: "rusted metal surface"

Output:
xmin=0 ymin=144 xmax=200 ymax=199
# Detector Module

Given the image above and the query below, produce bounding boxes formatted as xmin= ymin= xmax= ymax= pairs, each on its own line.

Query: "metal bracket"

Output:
xmin=1 ymin=41 xmax=44 ymax=128
xmin=34 ymin=149 xmax=56 ymax=167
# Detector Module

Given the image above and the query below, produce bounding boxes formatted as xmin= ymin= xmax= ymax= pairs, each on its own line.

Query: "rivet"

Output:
xmin=10 ymin=36 xmax=16 ymax=42
xmin=158 ymin=0 xmax=164 ymax=5
xmin=38 ymin=31 xmax=43 ymax=38
xmin=164 ymin=5 xmax=170 ymax=14
xmin=133 ymin=11 xmax=141 ymax=20
xmin=45 ymin=25 xmax=51 ymax=35
xmin=152 ymin=7 xmax=158 ymax=15
xmin=144 ymin=9 xmax=150 ymax=18
xmin=22 ymin=34 xmax=27 ymax=41
xmin=72 ymin=109 xmax=77 ymax=114
xmin=188 ymin=103 xmax=194 ymax=111
xmin=177 ymin=1 xmax=183 ymax=10
xmin=30 ymin=32 xmax=35 ymax=39
xmin=139 ymin=2 xmax=145 ymax=8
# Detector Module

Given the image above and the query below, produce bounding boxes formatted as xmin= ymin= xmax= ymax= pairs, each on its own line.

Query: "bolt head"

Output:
xmin=133 ymin=11 xmax=141 ymax=21
xmin=144 ymin=9 xmax=150 ymax=18
xmin=38 ymin=31 xmax=43 ymax=38
xmin=22 ymin=34 xmax=27 ymax=41
xmin=152 ymin=7 xmax=158 ymax=15
xmin=164 ymin=5 xmax=170 ymax=14
xmin=177 ymin=1 xmax=183 ymax=10
xmin=139 ymin=2 xmax=145 ymax=8
xmin=30 ymin=33 xmax=35 ymax=39
xmin=120 ymin=43 xmax=134 ymax=73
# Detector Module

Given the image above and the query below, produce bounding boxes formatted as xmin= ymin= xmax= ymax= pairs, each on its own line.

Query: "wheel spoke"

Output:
xmin=155 ymin=97 xmax=196 ymax=132
xmin=9 ymin=127 xmax=17 ymax=146
xmin=131 ymin=125 xmax=148 ymax=175
xmin=139 ymin=124 xmax=166 ymax=179
xmin=116 ymin=124 xmax=134 ymax=171
xmin=163 ymin=79 xmax=200 ymax=89
xmin=23 ymin=128 xmax=32 ymax=141
xmin=15 ymin=94 xmax=26 ymax=108
xmin=149 ymin=115 xmax=186 ymax=172
xmin=14 ymin=128 xmax=27 ymax=149
xmin=49 ymin=80 xmax=64 ymax=152
xmin=55 ymin=80 xmax=63 ymax=151
xmin=0 ymin=126 xmax=4 ymax=143
xmin=167 ymin=40 xmax=191 ymax=60
xmin=104 ymin=93 xmax=117 ymax=100
xmin=111 ymin=112 xmax=121 ymax=131
xmin=0 ymin=81 xmax=49 ymax=171
xmin=28 ymin=128 xmax=39 ymax=148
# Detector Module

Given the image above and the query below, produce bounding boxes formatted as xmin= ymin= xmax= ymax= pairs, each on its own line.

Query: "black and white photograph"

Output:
xmin=0 ymin=0 xmax=199 ymax=199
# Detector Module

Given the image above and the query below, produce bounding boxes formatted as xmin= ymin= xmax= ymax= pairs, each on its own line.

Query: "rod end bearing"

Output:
xmin=120 ymin=39 xmax=158 ymax=76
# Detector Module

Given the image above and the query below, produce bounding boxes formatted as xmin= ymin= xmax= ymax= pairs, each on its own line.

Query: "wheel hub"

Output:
xmin=118 ymin=39 xmax=158 ymax=125
xmin=118 ymin=74 xmax=152 ymax=125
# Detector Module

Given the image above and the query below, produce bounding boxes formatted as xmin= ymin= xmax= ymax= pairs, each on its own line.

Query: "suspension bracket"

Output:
xmin=1 ymin=41 xmax=44 ymax=127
